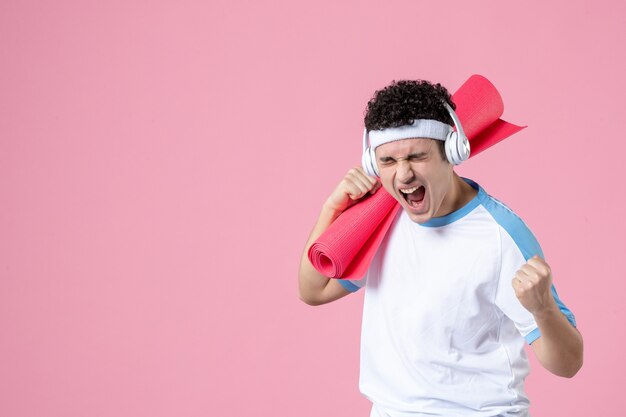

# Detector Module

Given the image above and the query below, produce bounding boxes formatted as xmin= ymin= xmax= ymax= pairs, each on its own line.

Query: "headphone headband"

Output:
xmin=362 ymin=100 xmax=470 ymax=175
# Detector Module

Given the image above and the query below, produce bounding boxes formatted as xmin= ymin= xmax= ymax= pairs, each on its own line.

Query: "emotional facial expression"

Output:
xmin=375 ymin=138 xmax=454 ymax=224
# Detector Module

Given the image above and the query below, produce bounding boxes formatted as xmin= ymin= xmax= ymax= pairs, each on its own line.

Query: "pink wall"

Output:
xmin=1 ymin=1 xmax=623 ymax=415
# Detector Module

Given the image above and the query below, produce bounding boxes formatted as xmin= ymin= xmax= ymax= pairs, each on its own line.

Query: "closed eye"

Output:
xmin=379 ymin=153 xmax=428 ymax=165
xmin=408 ymin=152 xmax=428 ymax=161
xmin=378 ymin=156 xmax=396 ymax=166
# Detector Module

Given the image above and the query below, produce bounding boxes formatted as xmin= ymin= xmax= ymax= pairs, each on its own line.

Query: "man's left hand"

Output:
xmin=512 ymin=255 xmax=558 ymax=316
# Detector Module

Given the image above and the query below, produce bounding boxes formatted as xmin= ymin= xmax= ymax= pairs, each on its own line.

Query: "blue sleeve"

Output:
xmin=526 ymin=284 xmax=577 ymax=344
xmin=337 ymin=275 xmax=366 ymax=293
xmin=484 ymin=195 xmax=576 ymax=345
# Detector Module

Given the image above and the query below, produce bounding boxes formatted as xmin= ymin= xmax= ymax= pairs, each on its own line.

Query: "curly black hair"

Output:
xmin=364 ymin=79 xmax=455 ymax=160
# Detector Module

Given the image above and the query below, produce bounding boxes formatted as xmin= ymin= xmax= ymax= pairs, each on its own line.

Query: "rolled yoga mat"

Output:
xmin=308 ymin=74 xmax=527 ymax=280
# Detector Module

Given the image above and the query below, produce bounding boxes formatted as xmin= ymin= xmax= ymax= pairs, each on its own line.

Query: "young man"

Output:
xmin=298 ymin=80 xmax=583 ymax=417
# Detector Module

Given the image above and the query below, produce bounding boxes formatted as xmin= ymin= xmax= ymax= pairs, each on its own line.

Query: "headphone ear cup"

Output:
xmin=445 ymin=130 xmax=470 ymax=166
xmin=362 ymin=146 xmax=379 ymax=177
xmin=442 ymin=101 xmax=470 ymax=165
xmin=457 ymin=136 xmax=470 ymax=164
xmin=370 ymin=147 xmax=379 ymax=177
xmin=445 ymin=130 xmax=459 ymax=165
xmin=361 ymin=147 xmax=371 ymax=176
xmin=362 ymin=128 xmax=379 ymax=177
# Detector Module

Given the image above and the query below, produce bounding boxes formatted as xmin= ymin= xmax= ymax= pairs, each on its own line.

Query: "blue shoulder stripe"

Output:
xmin=481 ymin=194 xmax=577 ymax=344
xmin=482 ymin=195 xmax=544 ymax=260
xmin=338 ymin=279 xmax=361 ymax=293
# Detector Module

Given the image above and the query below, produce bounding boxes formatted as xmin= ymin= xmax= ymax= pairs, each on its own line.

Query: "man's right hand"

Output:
xmin=299 ymin=166 xmax=380 ymax=306
xmin=324 ymin=166 xmax=381 ymax=214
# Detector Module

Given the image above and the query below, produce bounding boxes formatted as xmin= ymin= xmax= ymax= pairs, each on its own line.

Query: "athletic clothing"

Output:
xmin=339 ymin=178 xmax=576 ymax=417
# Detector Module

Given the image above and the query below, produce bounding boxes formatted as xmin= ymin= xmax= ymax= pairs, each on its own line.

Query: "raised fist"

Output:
xmin=324 ymin=166 xmax=381 ymax=213
xmin=512 ymin=255 xmax=558 ymax=316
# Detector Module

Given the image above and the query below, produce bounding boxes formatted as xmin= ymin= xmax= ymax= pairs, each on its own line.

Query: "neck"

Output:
xmin=435 ymin=173 xmax=477 ymax=217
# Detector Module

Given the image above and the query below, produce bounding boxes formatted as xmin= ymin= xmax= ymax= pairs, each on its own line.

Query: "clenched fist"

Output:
xmin=512 ymin=255 xmax=558 ymax=316
xmin=324 ymin=166 xmax=381 ymax=214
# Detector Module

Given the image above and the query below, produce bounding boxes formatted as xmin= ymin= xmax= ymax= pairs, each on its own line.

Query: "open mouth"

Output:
xmin=399 ymin=185 xmax=426 ymax=208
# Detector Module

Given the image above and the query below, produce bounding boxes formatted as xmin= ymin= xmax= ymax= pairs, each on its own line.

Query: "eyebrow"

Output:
xmin=378 ymin=152 xmax=429 ymax=162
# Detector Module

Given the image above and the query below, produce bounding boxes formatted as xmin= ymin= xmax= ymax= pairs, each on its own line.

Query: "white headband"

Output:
xmin=367 ymin=119 xmax=452 ymax=150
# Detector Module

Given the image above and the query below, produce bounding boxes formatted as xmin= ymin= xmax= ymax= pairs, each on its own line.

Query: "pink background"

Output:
xmin=1 ymin=1 xmax=623 ymax=416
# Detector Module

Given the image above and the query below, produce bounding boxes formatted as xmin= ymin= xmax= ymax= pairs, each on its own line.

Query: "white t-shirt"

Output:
xmin=339 ymin=178 xmax=576 ymax=417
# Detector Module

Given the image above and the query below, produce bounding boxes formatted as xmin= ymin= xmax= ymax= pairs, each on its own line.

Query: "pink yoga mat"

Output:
xmin=452 ymin=75 xmax=526 ymax=157
xmin=308 ymin=75 xmax=527 ymax=280
xmin=308 ymin=189 xmax=401 ymax=279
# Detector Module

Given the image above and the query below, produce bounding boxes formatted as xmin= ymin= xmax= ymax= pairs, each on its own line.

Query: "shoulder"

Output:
xmin=479 ymin=192 xmax=543 ymax=261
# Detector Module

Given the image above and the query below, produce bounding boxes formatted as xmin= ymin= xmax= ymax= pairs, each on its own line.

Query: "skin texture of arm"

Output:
xmin=298 ymin=167 xmax=380 ymax=306
xmin=298 ymin=205 xmax=351 ymax=306
xmin=514 ymin=255 xmax=584 ymax=377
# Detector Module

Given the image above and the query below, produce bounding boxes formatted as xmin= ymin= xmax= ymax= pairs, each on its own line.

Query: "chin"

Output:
xmin=406 ymin=211 xmax=432 ymax=224
xmin=400 ymin=202 xmax=432 ymax=224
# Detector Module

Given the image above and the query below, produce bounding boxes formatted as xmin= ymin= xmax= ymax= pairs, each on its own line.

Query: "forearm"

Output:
xmin=298 ymin=204 xmax=342 ymax=304
xmin=531 ymin=303 xmax=583 ymax=378
xmin=298 ymin=167 xmax=379 ymax=304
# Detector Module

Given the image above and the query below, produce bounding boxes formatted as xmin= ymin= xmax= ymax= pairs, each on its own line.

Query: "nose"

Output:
xmin=396 ymin=160 xmax=415 ymax=184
